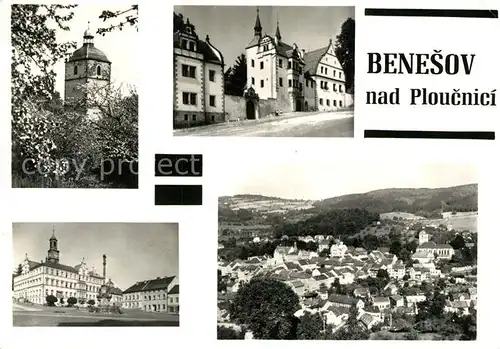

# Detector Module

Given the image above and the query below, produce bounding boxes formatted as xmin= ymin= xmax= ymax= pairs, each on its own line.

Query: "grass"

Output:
xmin=12 ymin=173 xmax=136 ymax=189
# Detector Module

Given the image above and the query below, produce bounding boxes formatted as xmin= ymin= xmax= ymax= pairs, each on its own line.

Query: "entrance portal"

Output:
xmin=246 ymin=101 xmax=256 ymax=120
xmin=295 ymin=99 xmax=302 ymax=112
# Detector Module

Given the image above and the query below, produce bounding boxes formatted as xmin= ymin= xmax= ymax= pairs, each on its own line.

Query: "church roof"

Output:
xmin=69 ymin=43 xmax=110 ymax=63
xmin=303 ymin=45 xmax=329 ymax=75
xmin=418 ymin=241 xmax=454 ymax=249
xmin=123 ymin=276 xmax=176 ymax=294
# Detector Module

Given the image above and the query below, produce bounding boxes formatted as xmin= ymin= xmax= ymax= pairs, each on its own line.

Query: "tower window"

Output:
xmin=209 ymin=70 xmax=215 ymax=82
xmin=260 ymin=61 xmax=264 ymax=70
xmin=251 ymin=77 xmax=255 ymax=85
xmin=279 ymin=78 xmax=283 ymax=87
xmin=74 ymin=66 xmax=78 ymax=75
xmin=251 ymin=59 xmax=254 ymax=68
xmin=260 ymin=80 xmax=264 ymax=88
xmin=97 ymin=66 xmax=101 ymax=75
xmin=279 ymin=59 xmax=283 ymax=68
xmin=209 ymin=95 xmax=216 ymax=107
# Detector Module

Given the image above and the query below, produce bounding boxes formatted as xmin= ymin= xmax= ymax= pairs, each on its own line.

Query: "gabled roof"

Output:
xmin=304 ymin=46 xmax=329 ymax=75
xmin=123 ymin=276 xmax=176 ymax=294
xmin=169 ymin=284 xmax=179 ymax=295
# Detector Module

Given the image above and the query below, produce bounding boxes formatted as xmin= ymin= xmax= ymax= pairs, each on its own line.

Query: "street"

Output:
xmin=174 ymin=110 xmax=354 ymax=137
xmin=13 ymin=304 xmax=180 ymax=327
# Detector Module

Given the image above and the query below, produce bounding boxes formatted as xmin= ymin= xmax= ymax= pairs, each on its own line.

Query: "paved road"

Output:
xmin=13 ymin=307 xmax=180 ymax=326
xmin=174 ymin=111 xmax=354 ymax=137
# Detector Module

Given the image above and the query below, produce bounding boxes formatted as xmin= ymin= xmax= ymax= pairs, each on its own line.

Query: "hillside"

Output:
xmin=313 ymin=184 xmax=478 ymax=216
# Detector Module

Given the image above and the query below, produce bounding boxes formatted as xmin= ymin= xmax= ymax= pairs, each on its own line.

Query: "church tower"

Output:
xmin=419 ymin=230 xmax=429 ymax=246
xmin=64 ymin=22 xmax=112 ymax=116
xmin=47 ymin=226 xmax=60 ymax=264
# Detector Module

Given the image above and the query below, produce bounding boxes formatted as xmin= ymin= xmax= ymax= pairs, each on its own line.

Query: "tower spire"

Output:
xmin=275 ymin=13 xmax=281 ymax=42
xmin=254 ymin=7 xmax=262 ymax=37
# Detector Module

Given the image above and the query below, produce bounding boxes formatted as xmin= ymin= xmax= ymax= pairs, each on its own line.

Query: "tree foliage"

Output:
xmin=230 ymin=278 xmax=300 ymax=339
xmin=67 ymin=297 xmax=77 ymax=306
xmin=217 ymin=326 xmax=245 ymax=339
xmin=224 ymin=54 xmax=247 ymax=96
xmin=334 ymin=18 xmax=355 ymax=94
xmin=97 ymin=5 xmax=138 ymax=35
xmin=296 ymin=312 xmax=325 ymax=339
xmin=46 ymin=295 xmax=57 ymax=306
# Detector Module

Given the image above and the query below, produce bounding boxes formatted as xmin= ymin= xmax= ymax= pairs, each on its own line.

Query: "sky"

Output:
xmin=219 ymin=161 xmax=478 ymax=201
xmin=173 ymin=6 xmax=355 ymax=68
xmin=50 ymin=4 xmax=139 ymax=96
xmin=12 ymin=223 xmax=179 ymax=291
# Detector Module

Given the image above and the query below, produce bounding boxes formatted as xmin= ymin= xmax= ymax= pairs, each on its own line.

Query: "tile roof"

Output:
xmin=123 ymin=276 xmax=176 ymax=294
xmin=373 ymin=297 xmax=390 ymax=304
xmin=328 ymin=294 xmax=360 ymax=306
xmin=303 ymin=46 xmax=329 ymax=75
xmin=31 ymin=261 xmax=79 ymax=274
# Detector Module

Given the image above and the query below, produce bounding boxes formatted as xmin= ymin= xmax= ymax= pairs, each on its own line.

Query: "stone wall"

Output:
xmin=224 ymin=95 xmax=246 ymax=121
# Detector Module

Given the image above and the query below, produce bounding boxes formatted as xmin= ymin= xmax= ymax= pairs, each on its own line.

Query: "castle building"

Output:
xmin=173 ymin=13 xmax=225 ymax=129
xmin=122 ymin=275 xmax=179 ymax=313
xmin=13 ymin=229 xmax=117 ymax=306
xmin=64 ymin=23 xmax=111 ymax=118
xmin=245 ymin=8 xmax=350 ymax=117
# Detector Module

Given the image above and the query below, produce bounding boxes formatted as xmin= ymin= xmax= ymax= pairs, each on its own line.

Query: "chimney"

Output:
xmin=103 ymin=254 xmax=107 ymax=282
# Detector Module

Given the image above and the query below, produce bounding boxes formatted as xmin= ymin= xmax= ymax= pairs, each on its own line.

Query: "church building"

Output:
xmin=245 ymin=8 xmax=351 ymax=117
xmin=411 ymin=230 xmax=455 ymax=263
xmin=173 ymin=12 xmax=225 ymax=129
xmin=64 ymin=23 xmax=112 ymax=119
xmin=13 ymin=228 xmax=121 ymax=306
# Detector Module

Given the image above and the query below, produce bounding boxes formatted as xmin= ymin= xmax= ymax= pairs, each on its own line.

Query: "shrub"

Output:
xmin=46 ymin=295 xmax=57 ymax=306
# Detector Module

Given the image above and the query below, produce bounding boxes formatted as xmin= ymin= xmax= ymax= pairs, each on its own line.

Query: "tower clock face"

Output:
xmin=49 ymin=251 xmax=59 ymax=259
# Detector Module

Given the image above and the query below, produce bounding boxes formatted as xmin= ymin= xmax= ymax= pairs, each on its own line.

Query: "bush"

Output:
xmin=217 ymin=326 xmax=245 ymax=339
xmin=67 ymin=297 xmax=77 ymax=306
xmin=46 ymin=295 xmax=57 ymax=306
xmin=88 ymin=299 xmax=96 ymax=306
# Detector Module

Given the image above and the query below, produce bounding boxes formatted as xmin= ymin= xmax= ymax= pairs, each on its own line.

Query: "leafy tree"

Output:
xmin=229 ymin=278 xmax=300 ymax=339
xmin=60 ymin=297 xmax=64 ymax=305
xmin=46 ymin=295 xmax=57 ymax=306
xmin=15 ymin=264 xmax=23 ymax=276
xmin=11 ymin=5 xmax=77 ymax=180
xmin=224 ymin=54 xmax=247 ymax=96
xmin=296 ymin=312 xmax=325 ymax=339
xmin=389 ymin=239 xmax=402 ymax=256
xmin=334 ymin=18 xmax=355 ymax=94
xmin=218 ymin=270 xmax=228 ymax=293
xmin=450 ymin=234 xmax=466 ymax=250
xmin=67 ymin=297 xmax=77 ymax=306
xmin=97 ymin=5 xmax=138 ymax=36
xmin=217 ymin=326 xmax=245 ymax=339
xmin=404 ymin=327 xmax=419 ymax=340
xmin=88 ymin=299 xmax=96 ymax=306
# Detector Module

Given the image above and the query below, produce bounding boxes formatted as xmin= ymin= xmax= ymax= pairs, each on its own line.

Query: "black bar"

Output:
xmin=365 ymin=8 xmax=498 ymax=18
xmin=155 ymin=185 xmax=203 ymax=205
xmin=364 ymin=130 xmax=495 ymax=140
xmin=155 ymin=154 xmax=203 ymax=177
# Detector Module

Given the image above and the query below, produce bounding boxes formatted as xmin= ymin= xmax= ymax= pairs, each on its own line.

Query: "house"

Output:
xmin=359 ymin=313 xmax=381 ymax=330
xmin=317 ymin=239 xmax=330 ymax=253
xmin=330 ymin=240 xmax=348 ymax=258
xmin=390 ymin=295 xmax=404 ymax=308
xmin=372 ymin=297 xmax=390 ymax=310
xmin=405 ymin=294 xmax=426 ymax=307
xmin=173 ymin=13 xmax=225 ymax=128
xmin=445 ymin=300 xmax=470 ymax=315
xmin=327 ymin=294 xmax=365 ymax=309
xmin=286 ymin=280 xmax=305 ymax=296
xmin=353 ymin=287 xmax=370 ymax=298
xmin=411 ymin=250 xmax=435 ymax=264
xmin=323 ymin=305 xmax=350 ymax=326
xmin=383 ymin=283 xmax=399 ymax=295
xmin=387 ymin=264 xmax=406 ymax=280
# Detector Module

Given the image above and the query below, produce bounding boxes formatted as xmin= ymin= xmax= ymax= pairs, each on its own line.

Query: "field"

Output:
xmin=380 ymin=212 xmax=427 ymax=220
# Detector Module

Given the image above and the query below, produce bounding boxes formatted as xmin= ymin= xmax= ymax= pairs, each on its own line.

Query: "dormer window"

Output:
xmin=189 ymin=41 xmax=195 ymax=51
xmin=186 ymin=27 xmax=192 ymax=34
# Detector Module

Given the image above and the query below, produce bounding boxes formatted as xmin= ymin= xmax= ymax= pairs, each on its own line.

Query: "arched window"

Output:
xmin=74 ymin=65 xmax=78 ymax=75
xmin=97 ymin=66 xmax=101 ymax=75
